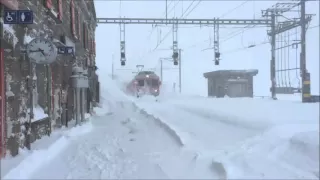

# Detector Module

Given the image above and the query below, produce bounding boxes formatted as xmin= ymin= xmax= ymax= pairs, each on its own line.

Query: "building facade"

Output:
xmin=0 ymin=0 xmax=99 ymax=157
xmin=203 ymin=70 xmax=258 ymax=98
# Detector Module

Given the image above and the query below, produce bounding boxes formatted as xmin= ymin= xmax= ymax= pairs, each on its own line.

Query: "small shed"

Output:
xmin=203 ymin=69 xmax=258 ymax=98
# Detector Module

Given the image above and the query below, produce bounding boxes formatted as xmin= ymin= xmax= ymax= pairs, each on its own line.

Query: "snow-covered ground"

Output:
xmin=135 ymin=94 xmax=319 ymax=179
xmin=1 ymin=76 xmax=319 ymax=179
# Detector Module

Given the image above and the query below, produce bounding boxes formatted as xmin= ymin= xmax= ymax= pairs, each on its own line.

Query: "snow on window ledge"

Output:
xmin=1 ymin=18 xmax=18 ymax=47
xmin=27 ymin=107 xmax=49 ymax=122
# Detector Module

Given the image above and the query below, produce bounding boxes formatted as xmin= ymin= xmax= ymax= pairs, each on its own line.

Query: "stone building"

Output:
xmin=0 ymin=0 xmax=99 ymax=157
xmin=203 ymin=70 xmax=258 ymax=98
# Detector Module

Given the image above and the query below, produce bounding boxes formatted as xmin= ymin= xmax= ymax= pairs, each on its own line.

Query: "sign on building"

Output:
xmin=3 ymin=10 xmax=33 ymax=24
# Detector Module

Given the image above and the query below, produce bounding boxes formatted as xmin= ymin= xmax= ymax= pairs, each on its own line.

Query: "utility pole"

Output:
xmin=270 ymin=13 xmax=276 ymax=100
xmin=179 ymin=48 xmax=181 ymax=93
xmin=160 ymin=59 xmax=163 ymax=82
xmin=300 ymin=0 xmax=310 ymax=103
xmin=120 ymin=23 xmax=126 ymax=66
xmin=47 ymin=65 xmax=52 ymax=134
xmin=261 ymin=2 xmax=311 ymax=100
xmin=213 ymin=18 xmax=220 ymax=65
xmin=112 ymin=54 xmax=114 ymax=79
xmin=26 ymin=59 xmax=34 ymax=150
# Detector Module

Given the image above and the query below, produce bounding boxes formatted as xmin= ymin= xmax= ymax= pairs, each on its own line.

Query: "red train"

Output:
xmin=126 ymin=71 xmax=161 ymax=97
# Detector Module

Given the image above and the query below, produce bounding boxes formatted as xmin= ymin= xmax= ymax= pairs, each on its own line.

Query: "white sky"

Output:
xmin=95 ymin=0 xmax=319 ymax=96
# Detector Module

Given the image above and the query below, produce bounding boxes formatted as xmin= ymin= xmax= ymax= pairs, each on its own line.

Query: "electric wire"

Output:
xmin=219 ymin=0 xmax=249 ymax=18
xmin=152 ymin=0 xmax=201 ymax=51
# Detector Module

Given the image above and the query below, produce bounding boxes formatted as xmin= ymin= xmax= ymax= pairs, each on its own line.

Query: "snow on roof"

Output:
xmin=203 ymin=69 xmax=259 ymax=78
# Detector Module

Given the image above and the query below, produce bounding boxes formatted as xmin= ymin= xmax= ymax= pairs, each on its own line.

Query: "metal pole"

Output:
xmin=76 ymin=88 xmax=80 ymax=125
xmin=270 ymin=13 xmax=277 ymax=100
xmin=47 ymin=65 xmax=52 ymax=136
xmin=165 ymin=0 xmax=167 ymax=21
xmin=73 ymin=88 xmax=76 ymax=123
xmin=112 ymin=54 xmax=114 ymax=79
xmin=179 ymin=49 xmax=181 ymax=93
xmin=80 ymin=88 xmax=85 ymax=122
xmin=300 ymin=0 xmax=310 ymax=103
xmin=26 ymin=61 xmax=34 ymax=150
xmin=160 ymin=59 xmax=163 ymax=82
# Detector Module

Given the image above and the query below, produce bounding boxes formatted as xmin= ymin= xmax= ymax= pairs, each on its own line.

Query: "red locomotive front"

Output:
xmin=126 ymin=71 xmax=161 ymax=97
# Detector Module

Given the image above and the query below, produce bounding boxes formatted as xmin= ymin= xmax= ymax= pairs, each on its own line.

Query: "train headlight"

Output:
xmin=146 ymin=75 xmax=149 ymax=78
xmin=154 ymin=89 xmax=158 ymax=92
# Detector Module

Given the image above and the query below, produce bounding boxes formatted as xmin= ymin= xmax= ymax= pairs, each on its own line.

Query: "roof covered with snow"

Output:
xmin=203 ymin=69 xmax=259 ymax=78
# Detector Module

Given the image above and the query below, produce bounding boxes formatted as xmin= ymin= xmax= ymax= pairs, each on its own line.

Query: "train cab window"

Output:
xmin=147 ymin=79 xmax=159 ymax=87
xmin=151 ymin=79 xmax=159 ymax=87
xmin=137 ymin=80 xmax=144 ymax=86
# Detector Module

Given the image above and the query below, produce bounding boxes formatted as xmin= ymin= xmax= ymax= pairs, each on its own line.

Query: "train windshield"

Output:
xmin=137 ymin=80 xmax=144 ymax=86
xmin=146 ymin=79 xmax=159 ymax=87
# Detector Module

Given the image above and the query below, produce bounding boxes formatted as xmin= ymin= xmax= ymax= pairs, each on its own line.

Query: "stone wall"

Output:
xmin=0 ymin=0 xmax=98 ymax=157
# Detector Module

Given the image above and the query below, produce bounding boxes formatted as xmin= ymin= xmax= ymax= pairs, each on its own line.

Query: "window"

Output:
xmin=82 ymin=23 xmax=87 ymax=49
xmin=58 ymin=0 xmax=63 ymax=21
xmin=70 ymin=0 xmax=76 ymax=38
xmin=137 ymin=80 xmax=144 ymax=86
xmin=74 ymin=8 xmax=79 ymax=38
xmin=77 ymin=11 xmax=81 ymax=41
xmin=147 ymin=79 xmax=159 ymax=87
xmin=52 ymin=0 xmax=58 ymax=11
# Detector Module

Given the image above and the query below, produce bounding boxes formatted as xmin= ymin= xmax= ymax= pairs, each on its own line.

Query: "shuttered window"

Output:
xmin=88 ymin=35 xmax=91 ymax=52
xmin=82 ymin=23 xmax=87 ymax=49
xmin=93 ymin=41 xmax=96 ymax=55
xmin=74 ymin=7 xmax=79 ymax=39
xmin=77 ymin=11 xmax=81 ymax=41
xmin=86 ymin=27 xmax=89 ymax=50
xmin=52 ymin=0 xmax=58 ymax=11
xmin=58 ymin=0 xmax=63 ymax=21
xmin=70 ymin=0 xmax=76 ymax=38
xmin=45 ymin=0 xmax=52 ymax=9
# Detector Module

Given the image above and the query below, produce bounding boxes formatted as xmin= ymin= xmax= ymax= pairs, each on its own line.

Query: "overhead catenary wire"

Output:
xmin=219 ymin=0 xmax=249 ymax=18
xmin=206 ymin=23 xmax=315 ymax=55
xmin=153 ymin=0 xmax=201 ymax=51
xmin=147 ymin=0 xmax=177 ymax=39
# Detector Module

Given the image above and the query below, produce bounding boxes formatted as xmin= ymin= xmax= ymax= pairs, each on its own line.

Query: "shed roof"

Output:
xmin=203 ymin=69 xmax=258 ymax=78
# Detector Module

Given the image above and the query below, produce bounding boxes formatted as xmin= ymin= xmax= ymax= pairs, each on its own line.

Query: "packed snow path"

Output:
xmin=28 ymin=101 xmax=221 ymax=179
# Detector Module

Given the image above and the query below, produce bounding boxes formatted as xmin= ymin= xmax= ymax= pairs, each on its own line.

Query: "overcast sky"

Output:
xmin=94 ymin=0 xmax=319 ymax=96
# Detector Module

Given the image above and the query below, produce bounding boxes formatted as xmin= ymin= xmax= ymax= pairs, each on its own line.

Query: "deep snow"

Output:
xmin=1 ymin=76 xmax=319 ymax=179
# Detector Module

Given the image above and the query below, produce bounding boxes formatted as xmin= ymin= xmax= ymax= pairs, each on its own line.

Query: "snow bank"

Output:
xmin=211 ymin=125 xmax=319 ymax=179
xmin=2 ymin=122 xmax=93 ymax=179
xmin=166 ymin=97 xmax=319 ymax=127
xmin=3 ymin=137 xmax=68 ymax=179
xmin=138 ymin=108 xmax=185 ymax=146
xmin=64 ymin=121 xmax=93 ymax=138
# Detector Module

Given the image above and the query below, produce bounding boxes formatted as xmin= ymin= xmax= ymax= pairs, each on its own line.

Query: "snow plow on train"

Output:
xmin=126 ymin=71 xmax=161 ymax=98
